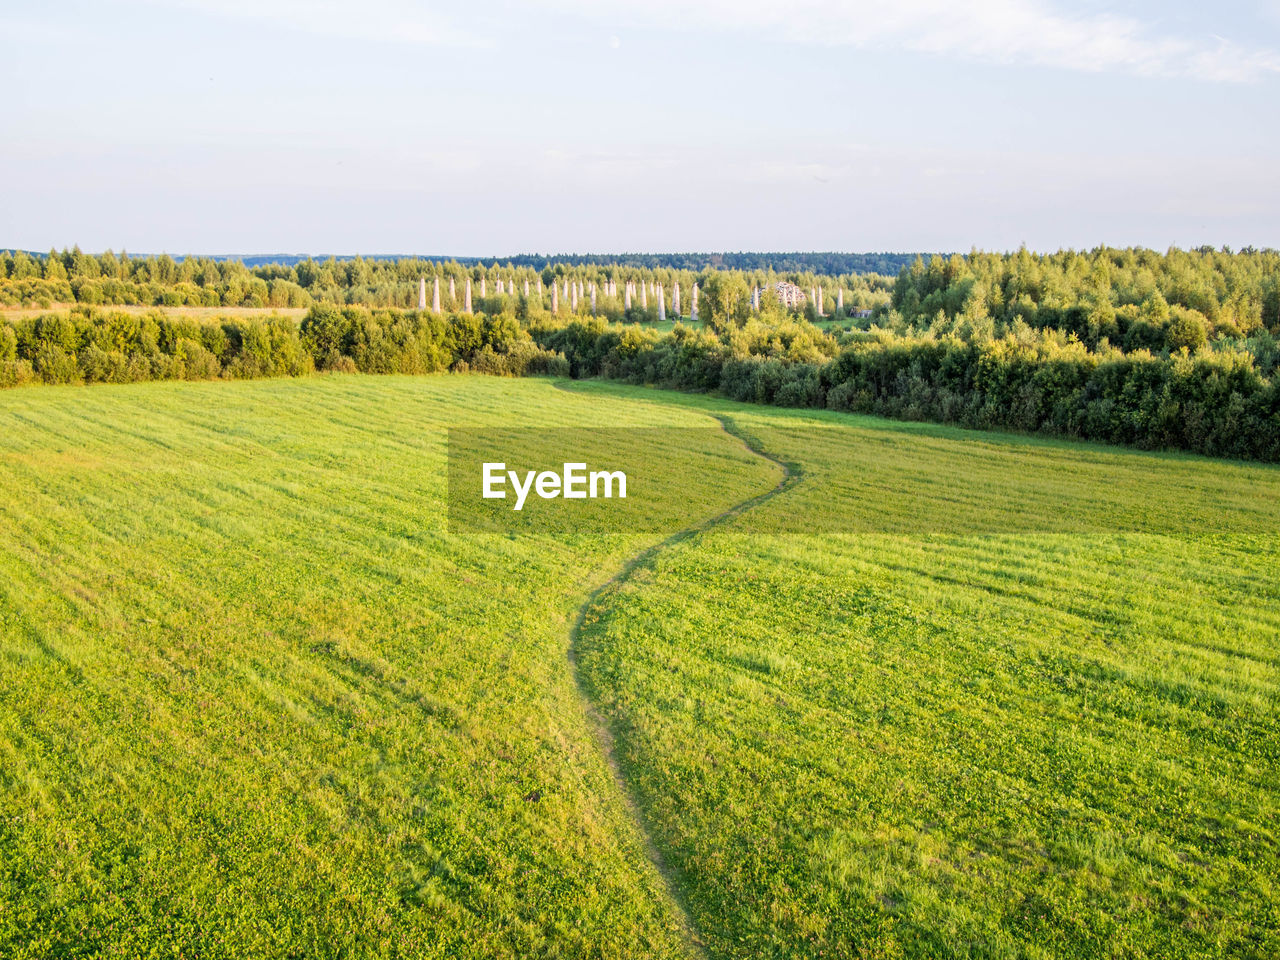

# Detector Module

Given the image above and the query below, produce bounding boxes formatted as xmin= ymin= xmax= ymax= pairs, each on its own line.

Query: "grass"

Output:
xmin=2 ymin=374 xmax=1278 ymax=958
xmin=567 ymin=381 xmax=1280 ymax=959
xmin=0 ymin=374 xmax=773 ymax=958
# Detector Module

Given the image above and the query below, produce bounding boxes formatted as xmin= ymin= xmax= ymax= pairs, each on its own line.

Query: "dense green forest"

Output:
xmin=4 ymin=246 xmax=1279 ymax=460
xmin=4 ymin=249 xmax=918 ymax=278
xmin=453 ymin=251 xmax=921 ymax=274
xmin=890 ymin=246 xmax=1280 ymax=349
xmin=527 ymin=246 xmax=1280 ymax=460
xmin=0 ymin=249 xmax=901 ymax=308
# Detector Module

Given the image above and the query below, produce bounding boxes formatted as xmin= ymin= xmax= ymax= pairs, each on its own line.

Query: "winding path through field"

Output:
xmin=566 ymin=410 xmax=802 ymax=958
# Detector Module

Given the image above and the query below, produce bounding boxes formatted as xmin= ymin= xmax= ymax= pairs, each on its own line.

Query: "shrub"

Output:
xmin=177 ymin=338 xmax=221 ymax=380
xmin=0 ymin=360 xmax=34 ymax=388
xmin=34 ymin=344 xmax=80 ymax=384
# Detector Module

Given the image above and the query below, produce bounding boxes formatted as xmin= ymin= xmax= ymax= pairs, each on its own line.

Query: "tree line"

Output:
xmin=887 ymin=247 xmax=1280 ymax=356
xmin=532 ymin=317 xmax=1280 ymax=461
xmin=448 ymin=251 xmax=921 ymax=275
xmin=4 ymin=300 xmax=1279 ymax=460
xmin=0 ymin=248 xmax=892 ymax=313
xmin=0 ymin=305 xmax=567 ymax=388
xmin=4 ymin=245 xmax=1279 ymax=460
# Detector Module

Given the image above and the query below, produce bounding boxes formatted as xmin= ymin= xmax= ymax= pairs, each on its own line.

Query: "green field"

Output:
xmin=570 ymin=384 xmax=1280 ymax=958
xmin=2 ymin=374 xmax=1277 ymax=958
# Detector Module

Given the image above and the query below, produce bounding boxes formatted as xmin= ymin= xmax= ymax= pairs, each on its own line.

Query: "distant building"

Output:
xmin=764 ymin=281 xmax=806 ymax=310
xmin=851 ymin=308 xmax=873 ymax=319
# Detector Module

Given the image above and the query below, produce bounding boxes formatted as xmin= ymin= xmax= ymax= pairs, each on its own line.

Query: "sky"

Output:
xmin=2 ymin=0 xmax=1279 ymax=256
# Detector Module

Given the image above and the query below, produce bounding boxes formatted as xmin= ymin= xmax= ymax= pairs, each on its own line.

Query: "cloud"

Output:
xmin=542 ymin=0 xmax=1280 ymax=82
xmin=158 ymin=0 xmax=484 ymax=47
xmin=118 ymin=0 xmax=1280 ymax=81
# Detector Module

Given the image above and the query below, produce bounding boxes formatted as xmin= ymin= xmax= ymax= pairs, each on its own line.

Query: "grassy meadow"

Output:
xmin=570 ymin=382 xmax=1280 ymax=959
xmin=0 ymin=375 xmax=773 ymax=958
xmin=1 ymin=374 xmax=1278 ymax=958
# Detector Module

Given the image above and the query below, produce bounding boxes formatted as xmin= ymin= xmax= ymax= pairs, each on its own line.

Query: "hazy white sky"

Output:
xmin=3 ymin=0 xmax=1279 ymax=255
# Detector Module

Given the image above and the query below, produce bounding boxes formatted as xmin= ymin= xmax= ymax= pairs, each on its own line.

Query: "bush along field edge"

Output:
xmin=3 ymin=300 xmax=1280 ymax=462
